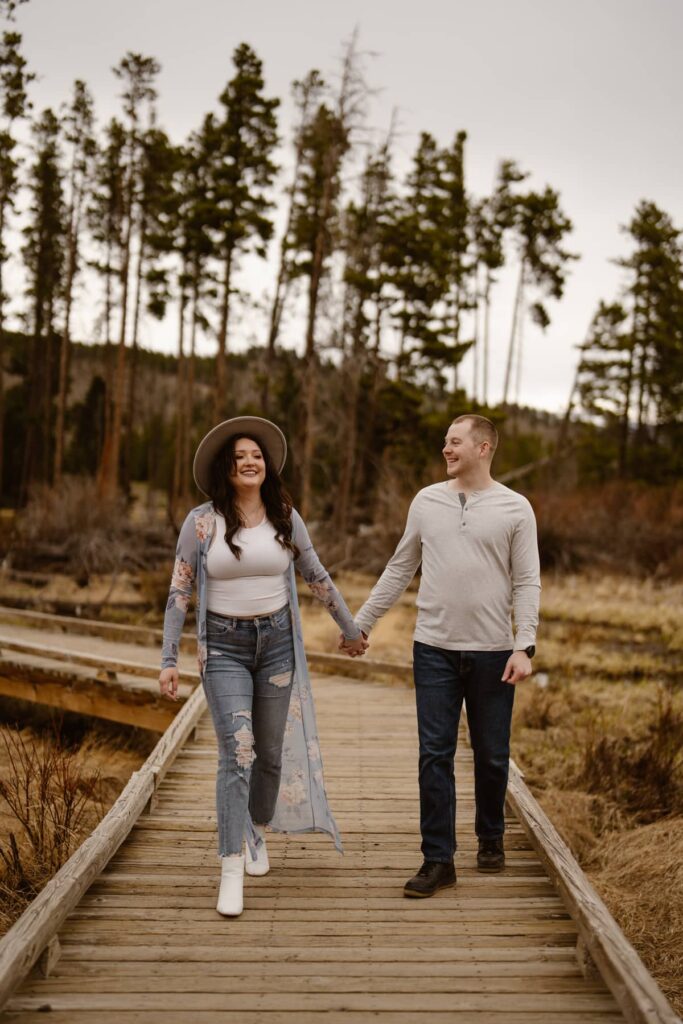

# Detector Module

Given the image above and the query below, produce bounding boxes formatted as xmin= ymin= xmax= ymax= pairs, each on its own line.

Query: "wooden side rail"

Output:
xmin=0 ymin=637 xmax=199 ymax=685
xmin=0 ymin=608 xmax=413 ymax=686
xmin=506 ymin=760 xmax=681 ymax=1024
xmin=0 ymin=684 xmax=207 ymax=1011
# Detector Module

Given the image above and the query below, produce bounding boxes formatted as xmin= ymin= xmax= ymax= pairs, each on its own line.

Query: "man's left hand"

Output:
xmin=502 ymin=651 xmax=533 ymax=685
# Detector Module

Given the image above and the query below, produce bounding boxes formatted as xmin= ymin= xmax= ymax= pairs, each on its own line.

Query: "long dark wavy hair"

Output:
xmin=207 ymin=433 xmax=298 ymax=560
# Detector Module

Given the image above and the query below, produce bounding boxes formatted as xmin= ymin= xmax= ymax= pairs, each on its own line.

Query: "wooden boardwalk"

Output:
xmin=1 ymin=671 xmax=629 ymax=1023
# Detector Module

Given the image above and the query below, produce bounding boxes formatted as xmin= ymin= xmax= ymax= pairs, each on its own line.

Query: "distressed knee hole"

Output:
xmin=269 ymin=670 xmax=292 ymax=688
xmin=230 ymin=713 xmax=254 ymax=770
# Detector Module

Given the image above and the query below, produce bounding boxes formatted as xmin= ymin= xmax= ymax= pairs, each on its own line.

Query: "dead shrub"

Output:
xmin=579 ymin=691 xmax=683 ymax=823
xmin=8 ymin=477 xmax=169 ymax=581
xmin=531 ymin=482 xmax=683 ymax=578
xmin=0 ymin=723 xmax=104 ymax=927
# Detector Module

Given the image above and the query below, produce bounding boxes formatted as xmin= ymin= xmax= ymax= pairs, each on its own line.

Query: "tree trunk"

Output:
xmin=42 ymin=293 xmax=55 ymax=485
xmin=335 ymin=289 xmax=366 ymax=536
xmin=299 ymin=272 xmax=321 ymax=519
xmin=482 ymin=269 xmax=491 ymax=407
xmin=618 ymin=293 xmax=638 ymax=478
xmin=514 ymin=288 xmax=526 ymax=406
xmin=214 ymin=246 xmax=233 ymax=421
xmin=54 ymin=217 xmax=80 ymax=485
xmin=99 ymin=178 xmax=134 ymax=499
xmin=182 ymin=273 xmax=199 ymax=498
xmin=502 ymin=259 xmax=525 ymax=405
xmin=472 ymin=274 xmax=480 ymax=402
xmin=20 ymin=290 xmax=45 ymax=503
xmin=0 ymin=205 xmax=6 ymax=498
xmin=172 ymin=280 xmax=187 ymax=501
xmin=122 ymin=219 xmax=147 ymax=491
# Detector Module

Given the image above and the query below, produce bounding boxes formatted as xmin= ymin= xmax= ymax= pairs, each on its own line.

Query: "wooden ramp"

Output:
xmin=0 ymin=672 xmax=638 ymax=1024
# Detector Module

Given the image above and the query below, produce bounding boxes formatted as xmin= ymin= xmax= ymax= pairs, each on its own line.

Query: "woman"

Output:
xmin=158 ymin=416 xmax=367 ymax=917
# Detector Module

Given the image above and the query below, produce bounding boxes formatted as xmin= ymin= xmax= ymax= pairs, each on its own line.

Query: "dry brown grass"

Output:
xmin=590 ymin=818 xmax=683 ymax=1009
xmin=0 ymin=721 xmax=146 ymax=935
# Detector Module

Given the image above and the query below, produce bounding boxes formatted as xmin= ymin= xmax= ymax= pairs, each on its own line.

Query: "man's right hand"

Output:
xmin=159 ymin=667 xmax=180 ymax=701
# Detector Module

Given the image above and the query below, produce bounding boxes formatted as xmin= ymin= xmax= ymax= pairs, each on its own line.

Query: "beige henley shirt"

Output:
xmin=355 ymin=480 xmax=541 ymax=651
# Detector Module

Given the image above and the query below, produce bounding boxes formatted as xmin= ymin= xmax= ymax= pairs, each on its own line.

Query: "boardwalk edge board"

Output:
xmin=506 ymin=759 xmax=681 ymax=1024
xmin=0 ymin=685 xmax=207 ymax=1010
xmin=0 ymin=606 xmax=412 ymax=685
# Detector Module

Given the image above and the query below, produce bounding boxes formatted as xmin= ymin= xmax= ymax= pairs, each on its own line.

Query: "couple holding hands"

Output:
xmin=158 ymin=413 xmax=540 ymax=917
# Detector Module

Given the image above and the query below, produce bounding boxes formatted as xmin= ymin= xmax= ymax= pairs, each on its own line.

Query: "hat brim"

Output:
xmin=193 ymin=417 xmax=287 ymax=497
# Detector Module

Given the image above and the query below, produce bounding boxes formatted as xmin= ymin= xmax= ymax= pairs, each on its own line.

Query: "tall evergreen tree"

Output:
xmin=172 ymin=119 xmax=218 ymax=498
xmin=335 ymin=138 xmax=394 ymax=535
xmin=502 ymin=185 xmax=575 ymax=405
xmin=97 ymin=53 xmax=159 ymax=498
xmin=261 ymin=69 xmax=324 ymax=414
xmin=53 ymin=79 xmax=96 ymax=485
xmin=576 ymin=202 xmax=682 ymax=479
xmin=620 ymin=201 xmax=683 ymax=451
xmin=290 ymin=98 xmax=349 ymax=514
xmin=20 ymin=107 xmax=65 ymax=498
xmin=0 ymin=27 xmax=32 ymax=495
xmin=122 ymin=125 xmax=179 ymax=488
xmin=384 ymin=133 xmax=457 ymax=388
xmin=88 ymin=116 xmax=126 ymax=469
xmin=470 ymin=160 xmax=525 ymax=404
xmin=209 ymin=43 xmax=279 ymax=419
xmin=439 ymin=130 xmax=471 ymax=390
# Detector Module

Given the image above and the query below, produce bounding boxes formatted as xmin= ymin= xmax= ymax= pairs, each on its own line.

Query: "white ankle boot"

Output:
xmin=216 ymin=854 xmax=244 ymax=916
xmin=245 ymin=824 xmax=270 ymax=876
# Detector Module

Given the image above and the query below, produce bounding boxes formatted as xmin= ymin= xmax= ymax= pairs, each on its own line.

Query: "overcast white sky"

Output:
xmin=10 ymin=0 xmax=683 ymax=413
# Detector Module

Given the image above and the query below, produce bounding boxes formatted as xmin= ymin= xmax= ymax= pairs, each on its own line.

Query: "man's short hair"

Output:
xmin=451 ymin=414 xmax=498 ymax=456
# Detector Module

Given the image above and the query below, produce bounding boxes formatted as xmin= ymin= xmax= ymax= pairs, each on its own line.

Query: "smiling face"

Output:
xmin=442 ymin=420 xmax=489 ymax=478
xmin=228 ymin=436 xmax=267 ymax=493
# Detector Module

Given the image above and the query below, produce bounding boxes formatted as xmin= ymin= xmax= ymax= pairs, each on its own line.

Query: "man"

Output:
xmin=342 ymin=415 xmax=540 ymax=898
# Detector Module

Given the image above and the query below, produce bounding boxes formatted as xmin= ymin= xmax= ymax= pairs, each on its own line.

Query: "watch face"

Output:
xmin=525 ymin=645 xmax=536 ymax=659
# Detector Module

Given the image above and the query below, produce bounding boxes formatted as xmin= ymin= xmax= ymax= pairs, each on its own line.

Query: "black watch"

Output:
xmin=524 ymin=645 xmax=536 ymax=659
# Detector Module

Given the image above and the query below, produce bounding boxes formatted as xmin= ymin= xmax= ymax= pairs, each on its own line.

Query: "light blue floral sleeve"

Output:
xmin=160 ymin=509 xmax=199 ymax=670
xmin=291 ymin=510 xmax=362 ymax=642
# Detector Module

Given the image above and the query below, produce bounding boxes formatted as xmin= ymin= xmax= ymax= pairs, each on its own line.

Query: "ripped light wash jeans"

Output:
xmin=203 ymin=605 xmax=294 ymax=856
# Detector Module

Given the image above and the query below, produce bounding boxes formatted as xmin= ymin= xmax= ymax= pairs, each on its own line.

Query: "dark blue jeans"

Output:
xmin=412 ymin=641 xmax=515 ymax=863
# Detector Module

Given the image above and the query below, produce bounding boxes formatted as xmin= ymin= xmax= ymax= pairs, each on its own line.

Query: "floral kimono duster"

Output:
xmin=161 ymin=501 xmax=362 ymax=853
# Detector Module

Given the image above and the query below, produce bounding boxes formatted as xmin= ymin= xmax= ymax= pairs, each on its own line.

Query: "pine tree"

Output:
xmin=209 ymin=43 xmax=279 ymax=419
xmin=335 ymin=138 xmax=394 ymax=535
xmin=439 ymin=130 xmax=472 ymax=390
xmin=384 ymin=133 xmax=453 ymax=388
xmin=470 ymin=160 xmax=525 ymax=404
xmin=502 ymin=185 xmax=575 ymax=405
xmin=0 ymin=27 xmax=32 ymax=495
xmin=53 ymin=79 xmax=95 ymax=485
xmin=261 ymin=69 xmax=324 ymax=414
xmin=88 ymin=117 xmax=126 ymax=469
xmin=122 ymin=125 xmax=179 ymax=489
xmin=20 ymin=107 xmax=65 ymax=499
xmin=98 ymin=52 xmax=160 ymax=498
xmin=576 ymin=202 xmax=683 ymax=480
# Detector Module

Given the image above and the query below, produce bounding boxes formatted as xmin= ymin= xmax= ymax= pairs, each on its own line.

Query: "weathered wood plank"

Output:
xmin=0 ymin=686 xmax=206 ymax=1011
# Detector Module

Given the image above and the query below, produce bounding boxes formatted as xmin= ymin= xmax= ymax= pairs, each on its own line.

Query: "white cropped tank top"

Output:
xmin=206 ymin=513 xmax=290 ymax=616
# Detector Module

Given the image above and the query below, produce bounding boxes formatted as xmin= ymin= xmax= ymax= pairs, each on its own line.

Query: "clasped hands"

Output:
xmin=338 ymin=630 xmax=369 ymax=658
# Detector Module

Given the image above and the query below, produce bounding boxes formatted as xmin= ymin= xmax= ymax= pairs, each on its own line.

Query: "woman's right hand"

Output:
xmin=159 ymin=667 xmax=180 ymax=701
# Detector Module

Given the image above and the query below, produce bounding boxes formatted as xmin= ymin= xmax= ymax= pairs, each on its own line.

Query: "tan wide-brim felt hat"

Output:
xmin=193 ymin=416 xmax=288 ymax=496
